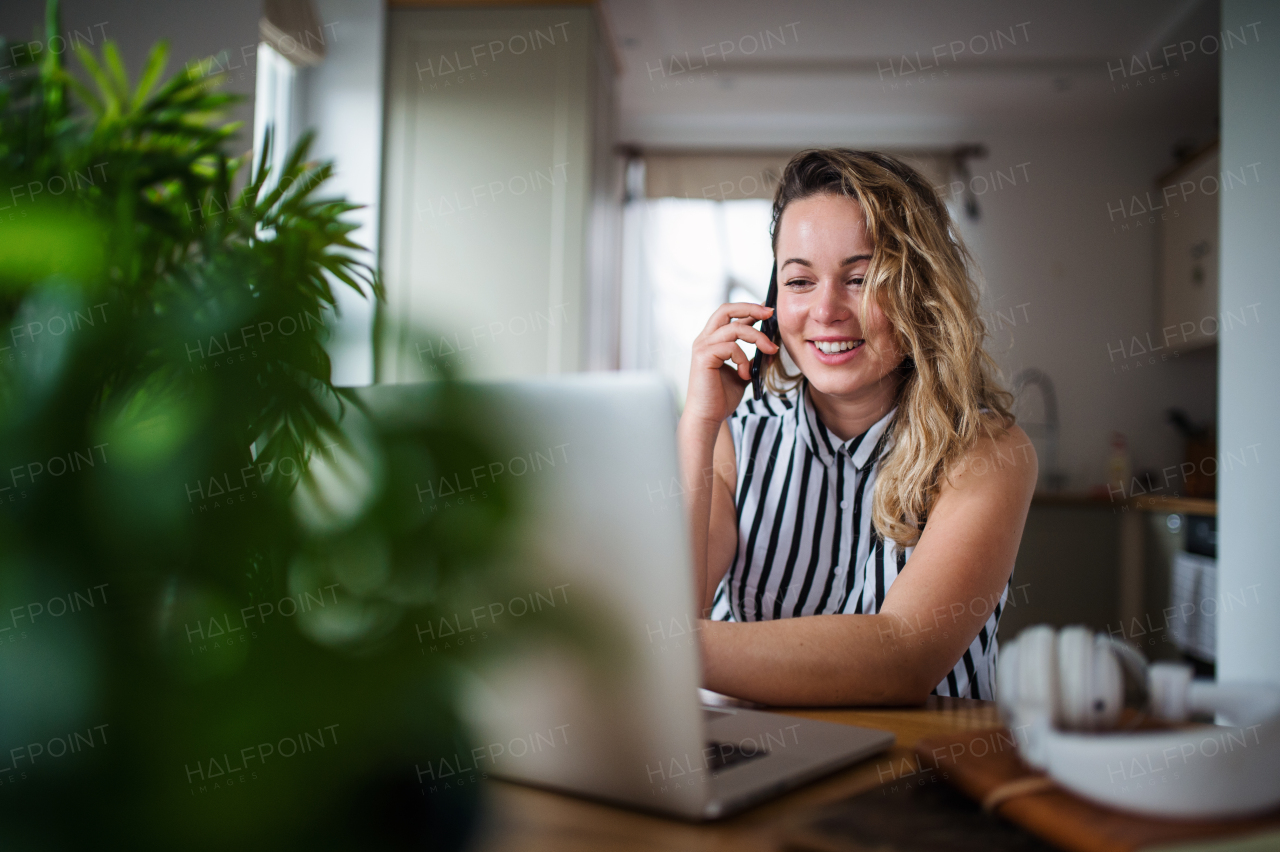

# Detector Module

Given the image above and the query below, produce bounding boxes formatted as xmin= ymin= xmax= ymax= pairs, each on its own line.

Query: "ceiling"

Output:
xmin=599 ymin=0 xmax=1221 ymax=149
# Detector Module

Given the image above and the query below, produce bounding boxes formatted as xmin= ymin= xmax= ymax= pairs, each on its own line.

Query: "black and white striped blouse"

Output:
xmin=708 ymin=379 xmax=1008 ymax=700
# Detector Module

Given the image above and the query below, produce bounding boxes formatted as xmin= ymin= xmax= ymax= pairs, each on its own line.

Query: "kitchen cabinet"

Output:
xmin=1007 ymin=494 xmax=1216 ymax=670
xmin=1158 ymin=144 xmax=1219 ymax=350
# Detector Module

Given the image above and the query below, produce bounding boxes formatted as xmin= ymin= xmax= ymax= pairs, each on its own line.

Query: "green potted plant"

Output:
xmin=0 ymin=4 xmax=557 ymax=848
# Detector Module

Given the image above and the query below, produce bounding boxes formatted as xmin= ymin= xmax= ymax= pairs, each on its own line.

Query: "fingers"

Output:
xmin=693 ymin=337 xmax=745 ymax=367
xmin=725 ymin=343 xmax=750 ymax=369
xmin=702 ymin=302 xmax=774 ymax=335
xmin=692 ymin=337 xmax=752 ymax=376
xmin=705 ymin=319 xmax=779 ymax=354
xmin=722 ymin=301 xmax=774 ymax=321
xmin=691 ymin=303 xmax=778 ymax=388
xmin=718 ymin=344 xmax=751 ymax=382
xmin=721 ymin=361 xmax=751 ymax=385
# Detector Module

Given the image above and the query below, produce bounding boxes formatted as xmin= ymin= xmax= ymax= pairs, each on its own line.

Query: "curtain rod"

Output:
xmin=617 ymin=144 xmax=987 ymax=161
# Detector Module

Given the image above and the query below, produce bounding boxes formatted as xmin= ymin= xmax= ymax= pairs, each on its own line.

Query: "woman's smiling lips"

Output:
xmin=807 ymin=337 xmax=865 ymax=365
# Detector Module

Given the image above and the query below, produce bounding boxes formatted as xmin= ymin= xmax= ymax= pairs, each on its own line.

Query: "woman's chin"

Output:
xmin=800 ymin=362 xmax=898 ymax=400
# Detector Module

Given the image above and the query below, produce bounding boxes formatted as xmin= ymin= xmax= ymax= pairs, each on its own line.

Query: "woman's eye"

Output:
xmin=784 ymin=278 xmax=814 ymax=288
xmin=849 ymin=277 xmax=865 ymax=287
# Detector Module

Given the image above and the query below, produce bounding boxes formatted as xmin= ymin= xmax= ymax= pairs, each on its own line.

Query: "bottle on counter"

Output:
xmin=1106 ymin=431 xmax=1131 ymax=501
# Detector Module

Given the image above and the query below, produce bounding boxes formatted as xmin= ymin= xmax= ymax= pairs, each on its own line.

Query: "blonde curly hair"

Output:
xmin=766 ymin=148 xmax=1014 ymax=546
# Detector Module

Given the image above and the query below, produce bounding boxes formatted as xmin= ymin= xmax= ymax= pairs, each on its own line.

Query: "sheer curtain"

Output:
xmin=628 ymin=197 xmax=773 ymax=406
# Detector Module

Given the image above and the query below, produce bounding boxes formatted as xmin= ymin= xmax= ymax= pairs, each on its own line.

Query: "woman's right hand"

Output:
xmin=682 ymin=302 xmax=780 ymax=431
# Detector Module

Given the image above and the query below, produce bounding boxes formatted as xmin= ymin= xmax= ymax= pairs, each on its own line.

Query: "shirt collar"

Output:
xmin=794 ymin=378 xmax=897 ymax=471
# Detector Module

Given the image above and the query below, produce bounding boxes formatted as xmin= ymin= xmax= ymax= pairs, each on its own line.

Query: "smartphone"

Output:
xmin=749 ymin=266 xmax=780 ymax=401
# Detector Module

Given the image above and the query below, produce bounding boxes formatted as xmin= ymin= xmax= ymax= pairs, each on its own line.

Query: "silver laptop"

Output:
xmin=356 ymin=373 xmax=893 ymax=820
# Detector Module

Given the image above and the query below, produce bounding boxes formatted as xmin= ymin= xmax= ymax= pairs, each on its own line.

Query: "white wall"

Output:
xmin=1218 ymin=0 xmax=1279 ymax=683
xmin=584 ymin=28 xmax=624 ymax=371
xmin=295 ymin=0 xmax=386 ymax=387
xmin=297 ymin=3 xmax=621 ymax=385
xmin=952 ymin=127 xmax=1219 ymax=492
xmin=379 ymin=7 xmax=606 ymax=382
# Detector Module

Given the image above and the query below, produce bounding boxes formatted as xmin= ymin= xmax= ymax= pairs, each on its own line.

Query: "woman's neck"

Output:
xmin=806 ymin=374 xmax=901 ymax=442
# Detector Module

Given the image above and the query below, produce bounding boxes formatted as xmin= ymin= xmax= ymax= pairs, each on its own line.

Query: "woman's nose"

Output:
xmin=811 ymin=280 xmax=851 ymax=325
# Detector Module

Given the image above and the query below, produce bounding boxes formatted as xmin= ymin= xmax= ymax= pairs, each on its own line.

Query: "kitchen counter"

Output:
xmin=1025 ymin=492 xmax=1214 ymax=650
xmin=1031 ymin=492 xmax=1216 ymax=516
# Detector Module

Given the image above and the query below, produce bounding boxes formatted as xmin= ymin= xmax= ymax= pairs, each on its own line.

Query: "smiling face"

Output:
xmin=774 ymin=193 xmax=905 ymax=404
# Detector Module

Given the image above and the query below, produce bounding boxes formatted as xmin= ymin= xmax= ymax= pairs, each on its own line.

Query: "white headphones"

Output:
xmin=997 ymin=625 xmax=1280 ymax=818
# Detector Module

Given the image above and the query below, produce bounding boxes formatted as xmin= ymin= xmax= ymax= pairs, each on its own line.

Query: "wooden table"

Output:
xmin=469 ymin=697 xmax=1002 ymax=852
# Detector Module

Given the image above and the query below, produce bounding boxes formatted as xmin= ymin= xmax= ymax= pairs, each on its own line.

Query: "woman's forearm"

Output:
xmin=699 ymin=615 xmax=942 ymax=706
xmin=677 ymin=415 xmax=720 ymax=615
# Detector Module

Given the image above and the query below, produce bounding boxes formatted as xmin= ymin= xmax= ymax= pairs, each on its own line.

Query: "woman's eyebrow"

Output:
xmin=781 ymin=254 xmax=871 ymax=270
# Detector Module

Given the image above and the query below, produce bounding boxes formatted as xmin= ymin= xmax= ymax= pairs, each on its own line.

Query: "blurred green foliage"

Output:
xmin=0 ymin=3 xmax=569 ymax=848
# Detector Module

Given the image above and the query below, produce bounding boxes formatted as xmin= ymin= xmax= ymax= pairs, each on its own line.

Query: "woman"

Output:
xmin=679 ymin=149 xmax=1036 ymax=706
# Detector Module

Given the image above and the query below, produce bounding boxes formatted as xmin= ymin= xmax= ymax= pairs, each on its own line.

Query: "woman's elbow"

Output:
xmin=874 ymin=674 xmax=935 ymax=706
xmin=873 ymin=650 xmax=946 ymax=706
xmin=833 ymin=665 xmax=934 ymax=707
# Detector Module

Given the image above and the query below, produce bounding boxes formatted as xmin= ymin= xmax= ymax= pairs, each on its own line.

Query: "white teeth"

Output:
xmin=813 ymin=340 xmax=862 ymax=354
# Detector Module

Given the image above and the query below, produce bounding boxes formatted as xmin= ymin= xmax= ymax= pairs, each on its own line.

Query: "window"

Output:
xmin=633 ymin=197 xmax=774 ymax=406
xmin=252 ymin=42 xmax=297 ymax=189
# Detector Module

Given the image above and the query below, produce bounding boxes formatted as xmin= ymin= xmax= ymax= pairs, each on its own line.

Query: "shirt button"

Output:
xmin=840 ymin=500 xmax=847 ymax=509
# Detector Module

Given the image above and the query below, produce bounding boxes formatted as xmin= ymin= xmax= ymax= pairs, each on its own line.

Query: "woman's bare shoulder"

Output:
xmin=944 ymin=420 xmax=1038 ymax=496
